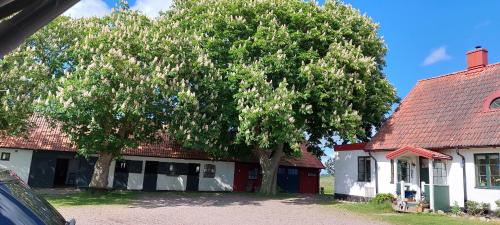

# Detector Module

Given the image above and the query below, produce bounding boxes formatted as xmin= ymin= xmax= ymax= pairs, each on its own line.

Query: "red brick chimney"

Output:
xmin=466 ymin=46 xmax=488 ymax=70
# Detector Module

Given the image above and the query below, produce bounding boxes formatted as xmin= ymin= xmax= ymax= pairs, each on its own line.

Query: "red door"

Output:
xmin=233 ymin=162 xmax=249 ymax=192
xmin=233 ymin=162 xmax=262 ymax=192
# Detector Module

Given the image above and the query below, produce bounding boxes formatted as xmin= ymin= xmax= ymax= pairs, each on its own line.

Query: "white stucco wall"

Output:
xmin=335 ymin=150 xmax=376 ymax=197
xmin=199 ymin=161 xmax=234 ymax=191
xmin=0 ymin=148 xmax=33 ymax=182
xmin=107 ymin=155 xmax=235 ymax=192
xmin=443 ymin=148 xmax=500 ymax=210
xmin=335 ymin=150 xmax=394 ymax=198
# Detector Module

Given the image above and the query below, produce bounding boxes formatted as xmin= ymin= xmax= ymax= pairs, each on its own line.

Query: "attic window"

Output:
xmin=491 ymin=98 xmax=500 ymax=110
xmin=483 ymin=91 xmax=500 ymax=112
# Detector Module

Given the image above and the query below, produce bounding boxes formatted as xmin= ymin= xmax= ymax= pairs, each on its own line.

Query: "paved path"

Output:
xmin=57 ymin=193 xmax=389 ymax=225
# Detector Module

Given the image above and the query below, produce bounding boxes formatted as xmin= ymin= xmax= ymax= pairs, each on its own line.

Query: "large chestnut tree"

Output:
xmin=156 ymin=0 xmax=397 ymax=194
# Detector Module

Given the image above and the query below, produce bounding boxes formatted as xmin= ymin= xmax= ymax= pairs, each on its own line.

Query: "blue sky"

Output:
xmin=320 ymin=0 xmax=500 ymax=98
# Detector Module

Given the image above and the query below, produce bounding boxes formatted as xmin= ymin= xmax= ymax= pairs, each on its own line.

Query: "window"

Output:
xmin=288 ymin=168 xmax=298 ymax=176
xmin=158 ymin=163 xmax=176 ymax=176
xmin=203 ymin=164 xmax=216 ymax=178
xmin=307 ymin=172 xmax=317 ymax=177
xmin=127 ymin=160 xmax=143 ymax=174
xmin=491 ymin=98 xmax=500 ymax=110
xmin=358 ymin=157 xmax=371 ymax=182
xmin=158 ymin=163 xmax=189 ymax=176
xmin=475 ymin=153 xmax=500 ymax=188
xmin=1 ymin=152 xmax=10 ymax=161
xmin=398 ymin=160 xmax=410 ymax=183
xmin=433 ymin=160 xmax=447 ymax=185
xmin=249 ymin=168 xmax=258 ymax=180
xmin=115 ymin=161 xmax=128 ymax=173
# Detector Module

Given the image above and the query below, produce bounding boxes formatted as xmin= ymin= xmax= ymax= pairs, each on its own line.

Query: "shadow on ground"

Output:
xmin=38 ymin=187 xmax=338 ymax=208
xmin=128 ymin=192 xmax=337 ymax=208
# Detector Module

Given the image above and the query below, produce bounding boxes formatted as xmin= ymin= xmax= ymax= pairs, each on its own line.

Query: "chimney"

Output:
xmin=466 ymin=46 xmax=488 ymax=70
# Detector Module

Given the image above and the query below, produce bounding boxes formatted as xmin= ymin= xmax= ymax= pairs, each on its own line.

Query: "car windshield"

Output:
xmin=0 ymin=170 xmax=67 ymax=225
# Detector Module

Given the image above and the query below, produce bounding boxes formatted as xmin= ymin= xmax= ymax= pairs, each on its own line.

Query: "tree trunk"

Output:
xmin=89 ymin=152 xmax=114 ymax=190
xmin=254 ymin=143 xmax=284 ymax=195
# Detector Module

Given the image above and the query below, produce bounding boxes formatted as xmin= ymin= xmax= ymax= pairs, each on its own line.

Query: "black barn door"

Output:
xmin=186 ymin=163 xmax=200 ymax=191
xmin=277 ymin=167 xmax=299 ymax=193
xmin=53 ymin=159 xmax=69 ymax=186
xmin=113 ymin=161 xmax=129 ymax=189
xmin=143 ymin=161 xmax=159 ymax=191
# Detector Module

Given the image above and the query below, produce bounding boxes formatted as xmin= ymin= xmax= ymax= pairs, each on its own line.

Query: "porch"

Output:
xmin=386 ymin=146 xmax=452 ymax=212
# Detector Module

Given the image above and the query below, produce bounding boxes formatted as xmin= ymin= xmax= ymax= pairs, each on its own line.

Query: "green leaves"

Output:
xmin=1 ymin=9 xmax=174 ymax=157
xmin=158 ymin=0 xmax=397 ymax=156
xmin=1 ymin=0 xmax=397 ymax=160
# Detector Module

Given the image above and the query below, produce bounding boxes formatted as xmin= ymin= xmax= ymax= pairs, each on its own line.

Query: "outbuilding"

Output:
xmin=0 ymin=117 xmax=324 ymax=193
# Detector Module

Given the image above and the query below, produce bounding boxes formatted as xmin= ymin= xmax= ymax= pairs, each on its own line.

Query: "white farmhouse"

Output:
xmin=334 ymin=47 xmax=500 ymax=211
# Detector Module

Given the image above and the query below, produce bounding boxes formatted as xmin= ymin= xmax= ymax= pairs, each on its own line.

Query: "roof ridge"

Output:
xmin=417 ymin=62 xmax=500 ymax=83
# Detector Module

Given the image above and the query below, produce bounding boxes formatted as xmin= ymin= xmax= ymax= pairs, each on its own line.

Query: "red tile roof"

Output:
xmin=0 ymin=117 xmax=324 ymax=168
xmin=279 ymin=144 xmax=325 ymax=169
xmin=366 ymin=63 xmax=500 ymax=150
xmin=386 ymin=146 xmax=452 ymax=160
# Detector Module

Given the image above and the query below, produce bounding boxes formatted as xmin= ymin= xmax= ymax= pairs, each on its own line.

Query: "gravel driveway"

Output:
xmin=57 ymin=193 xmax=388 ymax=225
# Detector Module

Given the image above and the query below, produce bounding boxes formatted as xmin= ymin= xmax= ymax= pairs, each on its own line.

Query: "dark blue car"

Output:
xmin=0 ymin=169 xmax=75 ymax=225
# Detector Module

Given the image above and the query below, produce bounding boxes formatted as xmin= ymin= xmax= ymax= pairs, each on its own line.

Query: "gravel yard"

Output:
xmin=56 ymin=193 xmax=388 ymax=225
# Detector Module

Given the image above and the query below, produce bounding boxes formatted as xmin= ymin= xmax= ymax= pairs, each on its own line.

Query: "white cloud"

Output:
xmin=131 ymin=0 xmax=173 ymax=18
xmin=475 ymin=20 xmax=491 ymax=30
xmin=423 ymin=46 xmax=451 ymax=66
xmin=63 ymin=0 xmax=111 ymax=18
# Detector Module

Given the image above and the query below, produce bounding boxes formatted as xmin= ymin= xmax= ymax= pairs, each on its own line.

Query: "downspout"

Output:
xmin=368 ymin=150 xmax=379 ymax=195
xmin=456 ymin=148 xmax=467 ymax=210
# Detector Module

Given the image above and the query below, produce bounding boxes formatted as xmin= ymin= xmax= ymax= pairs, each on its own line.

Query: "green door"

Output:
xmin=419 ymin=157 xmax=429 ymax=184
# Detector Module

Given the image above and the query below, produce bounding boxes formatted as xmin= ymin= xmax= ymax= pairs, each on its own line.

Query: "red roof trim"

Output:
xmin=483 ymin=90 xmax=500 ymax=113
xmin=386 ymin=146 xmax=452 ymax=160
xmin=334 ymin=143 xmax=367 ymax=151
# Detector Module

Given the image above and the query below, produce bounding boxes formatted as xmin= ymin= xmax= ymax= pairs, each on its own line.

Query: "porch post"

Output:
xmin=428 ymin=158 xmax=435 ymax=211
xmin=416 ymin=157 xmax=421 ymax=201
xmin=394 ymin=159 xmax=399 ymax=197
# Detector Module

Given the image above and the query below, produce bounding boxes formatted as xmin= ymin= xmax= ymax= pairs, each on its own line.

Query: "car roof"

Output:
xmin=0 ymin=0 xmax=80 ymax=57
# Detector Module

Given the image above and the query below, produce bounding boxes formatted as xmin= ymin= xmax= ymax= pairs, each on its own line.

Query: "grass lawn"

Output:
xmin=43 ymin=190 xmax=138 ymax=207
xmin=319 ymin=175 xmax=334 ymax=195
xmin=333 ymin=201 xmax=498 ymax=225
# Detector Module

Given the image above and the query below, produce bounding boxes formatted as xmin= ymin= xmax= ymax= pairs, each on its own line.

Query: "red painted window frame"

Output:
xmin=483 ymin=90 xmax=500 ymax=112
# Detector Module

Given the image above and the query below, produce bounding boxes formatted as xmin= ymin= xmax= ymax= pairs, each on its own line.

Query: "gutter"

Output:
xmin=367 ymin=150 xmax=379 ymax=195
xmin=456 ymin=148 xmax=467 ymax=210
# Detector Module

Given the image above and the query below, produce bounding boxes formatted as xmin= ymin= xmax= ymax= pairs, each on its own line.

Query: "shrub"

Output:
xmin=496 ymin=200 xmax=500 ymax=217
xmin=451 ymin=201 xmax=461 ymax=215
xmin=466 ymin=200 xmax=489 ymax=216
xmin=371 ymin=193 xmax=394 ymax=204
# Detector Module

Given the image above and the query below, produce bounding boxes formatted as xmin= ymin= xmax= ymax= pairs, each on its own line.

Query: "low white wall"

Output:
xmin=127 ymin=160 xmax=145 ymax=190
xmin=157 ymin=175 xmax=186 ymax=191
xmin=108 ymin=155 xmax=235 ymax=191
xmin=0 ymin=148 xmax=33 ymax=182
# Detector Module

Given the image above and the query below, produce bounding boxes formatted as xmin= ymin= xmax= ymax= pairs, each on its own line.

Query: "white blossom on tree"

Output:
xmin=156 ymin=0 xmax=397 ymax=195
